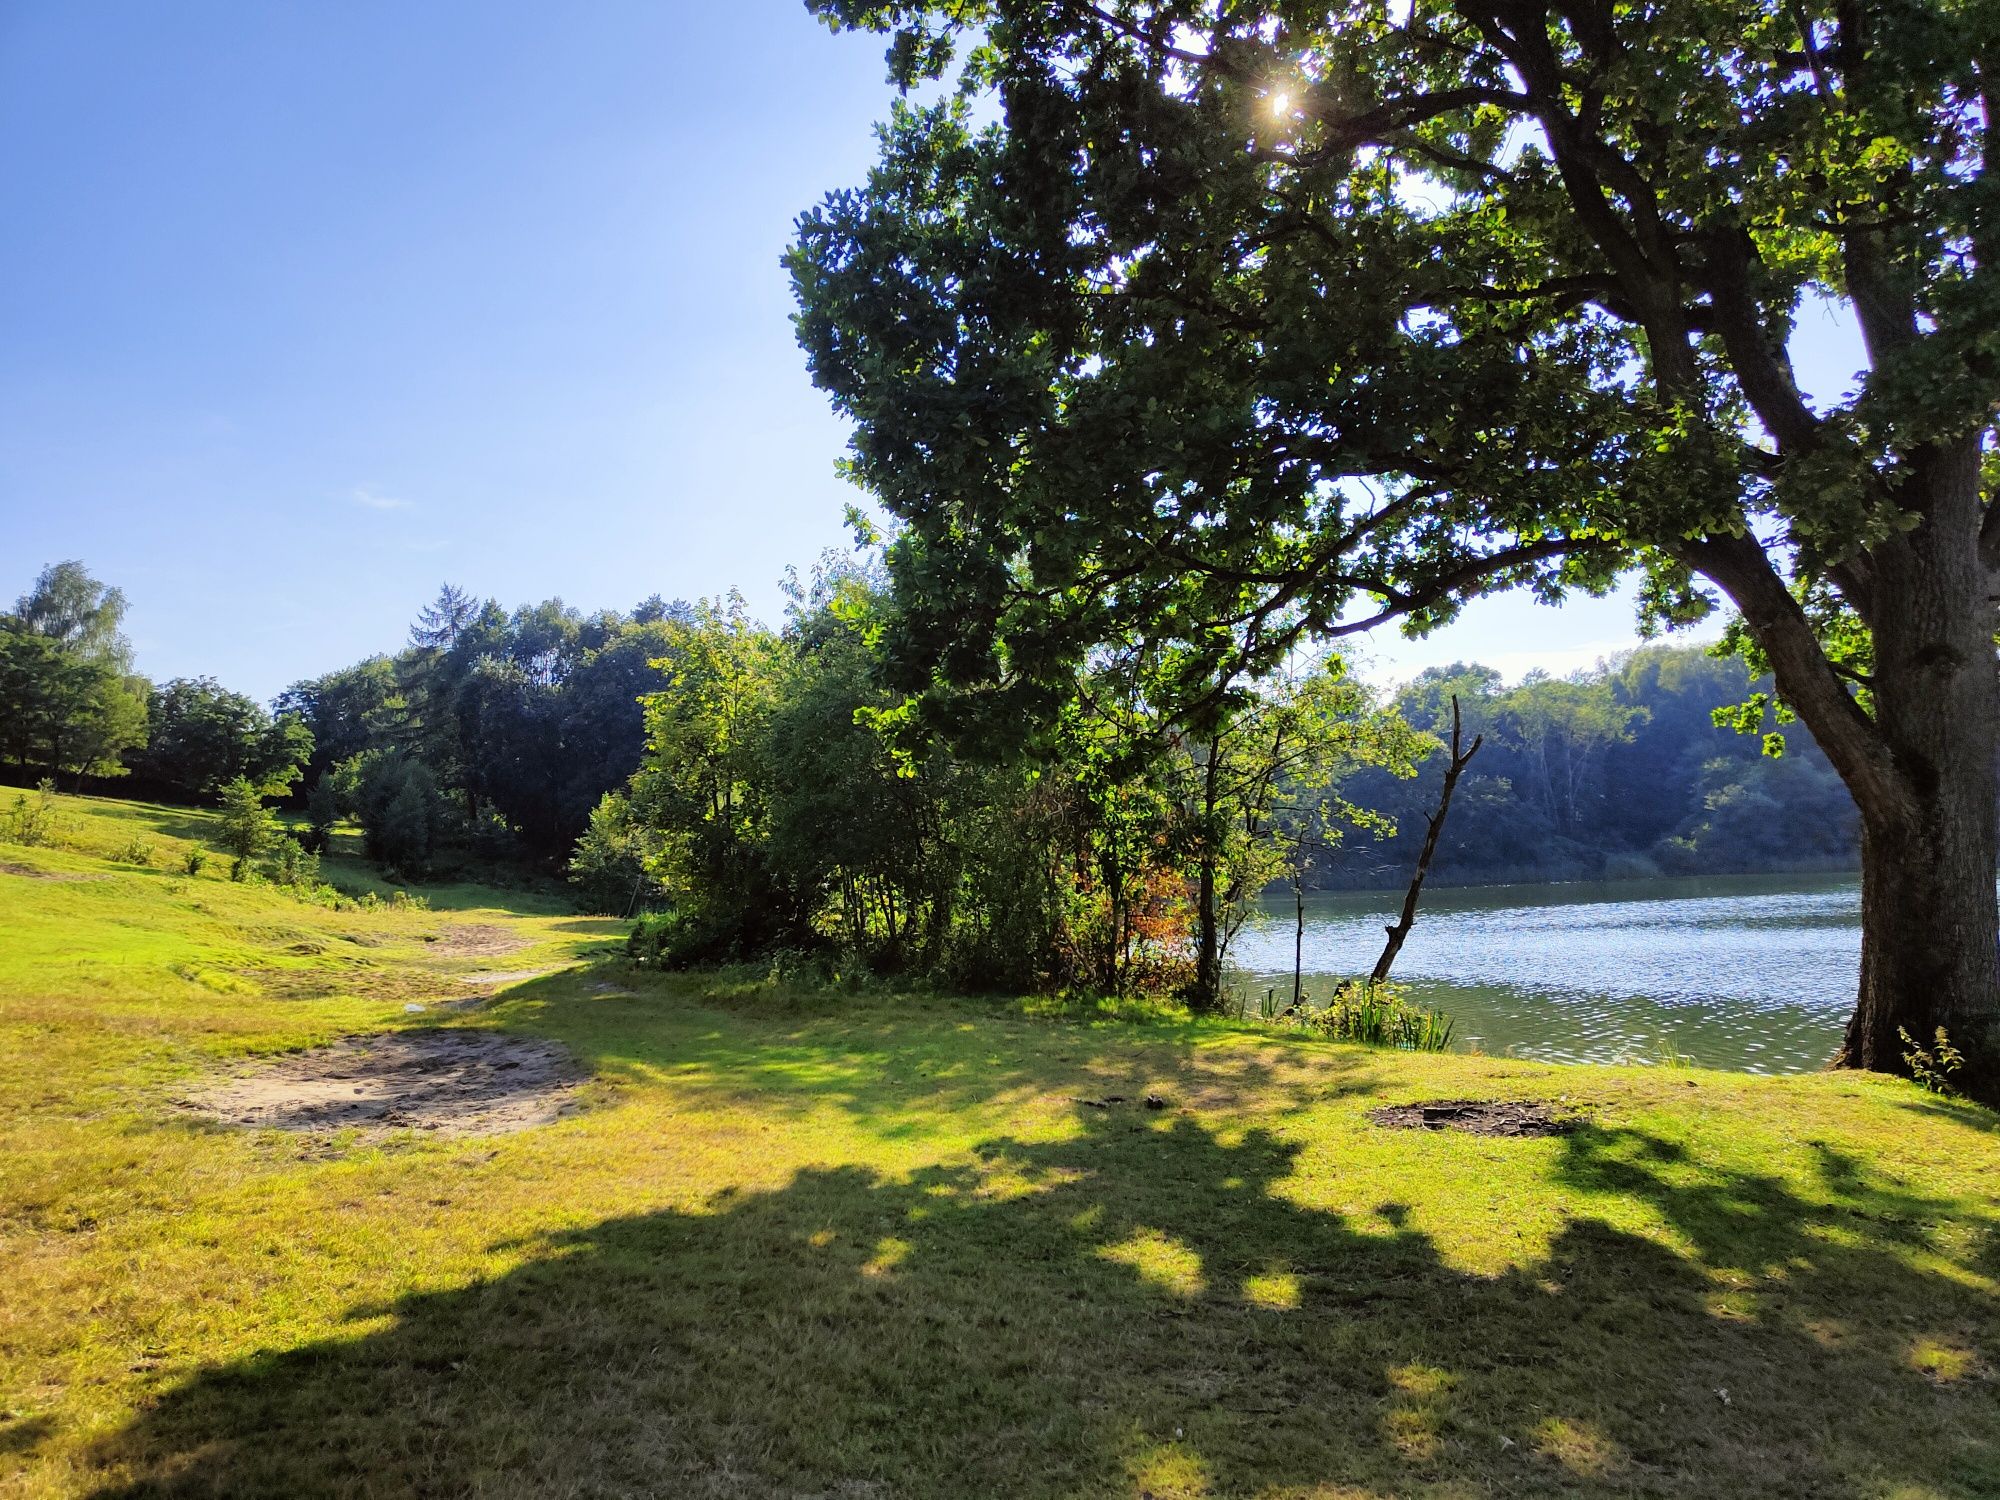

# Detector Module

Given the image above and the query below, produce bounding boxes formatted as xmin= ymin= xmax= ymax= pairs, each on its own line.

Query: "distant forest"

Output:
xmin=1322 ymin=651 xmax=1855 ymax=890
xmin=3 ymin=561 xmax=1854 ymax=909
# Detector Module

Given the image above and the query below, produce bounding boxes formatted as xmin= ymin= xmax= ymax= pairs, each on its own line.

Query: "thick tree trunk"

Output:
xmin=1838 ymin=450 xmax=2000 ymax=1084
xmin=1847 ymin=808 xmax=1998 ymax=1078
xmin=1677 ymin=443 xmax=2000 ymax=1100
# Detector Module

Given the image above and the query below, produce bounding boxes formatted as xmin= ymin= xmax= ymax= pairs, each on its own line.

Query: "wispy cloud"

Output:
xmin=349 ymin=485 xmax=411 ymax=512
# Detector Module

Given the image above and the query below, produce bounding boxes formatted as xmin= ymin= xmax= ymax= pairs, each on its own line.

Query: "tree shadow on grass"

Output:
xmin=504 ymin=973 xmax=1395 ymax=1143
xmin=78 ymin=1105 xmax=2000 ymax=1499
xmin=1891 ymin=1093 xmax=2000 ymax=1137
xmin=88 ymin=800 xmax=220 ymax=847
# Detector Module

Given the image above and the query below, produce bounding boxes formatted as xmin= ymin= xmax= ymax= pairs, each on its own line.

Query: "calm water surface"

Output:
xmin=1227 ymin=874 xmax=1862 ymax=1073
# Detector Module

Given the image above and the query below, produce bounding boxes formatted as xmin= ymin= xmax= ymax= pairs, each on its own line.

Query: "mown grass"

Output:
xmin=3 ymin=792 xmax=1999 ymax=1497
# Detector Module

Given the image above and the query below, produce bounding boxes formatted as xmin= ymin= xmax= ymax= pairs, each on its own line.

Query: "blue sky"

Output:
xmin=0 ymin=2 xmax=1869 ymax=702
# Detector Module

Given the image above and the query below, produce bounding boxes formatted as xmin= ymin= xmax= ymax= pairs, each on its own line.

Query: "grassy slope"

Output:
xmin=2 ymin=793 xmax=1998 ymax=1499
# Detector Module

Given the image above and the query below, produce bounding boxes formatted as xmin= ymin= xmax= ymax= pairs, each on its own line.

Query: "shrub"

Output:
xmin=116 ymin=835 xmax=154 ymax=865
xmin=1900 ymin=1026 xmax=1965 ymax=1098
xmin=183 ymin=845 xmax=210 ymax=876
xmin=569 ymin=792 xmax=659 ymax=915
xmin=626 ymin=908 xmax=742 ymax=969
xmin=1296 ymin=982 xmax=1456 ymax=1053
xmin=2 ymin=780 xmax=58 ymax=847
xmin=266 ymin=835 xmax=320 ymax=889
xmin=303 ymin=775 xmax=340 ymax=854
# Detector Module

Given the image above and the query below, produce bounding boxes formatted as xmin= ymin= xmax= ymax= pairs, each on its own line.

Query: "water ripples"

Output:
xmin=1228 ymin=874 xmax=1862 ymax=1073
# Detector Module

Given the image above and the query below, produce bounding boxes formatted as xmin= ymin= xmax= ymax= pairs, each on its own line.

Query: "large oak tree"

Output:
xmin=790 ymin=0 xmax=2000 ymax=1094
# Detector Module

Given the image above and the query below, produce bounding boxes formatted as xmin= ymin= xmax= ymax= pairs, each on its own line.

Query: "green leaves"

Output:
xmin=792 ymin=0 xmax=1997 ymax=759
xmin=1 ymin=563 xmax=148 ymax=783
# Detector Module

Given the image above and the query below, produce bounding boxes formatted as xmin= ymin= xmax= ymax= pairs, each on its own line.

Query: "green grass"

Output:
xmin=4 ymin=792 xmax=2000 ymax=1497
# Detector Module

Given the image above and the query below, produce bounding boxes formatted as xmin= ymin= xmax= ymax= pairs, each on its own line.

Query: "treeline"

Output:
xmin=3 ymin=558 xmax=1859 ymax=996
xmin=0 ymin=562 xmax=694 ymax=882
xmin=275 ymin=585 xmax=693 ymax=871
xmin=1326 ymin=650 xmax=1857 ymax=889
xmin=2 ymin=562 xmax=324 ymax=804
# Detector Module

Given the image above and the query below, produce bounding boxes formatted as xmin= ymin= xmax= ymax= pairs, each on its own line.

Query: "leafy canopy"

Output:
xmin=792 ymin=0 xmax=1999 ymax=720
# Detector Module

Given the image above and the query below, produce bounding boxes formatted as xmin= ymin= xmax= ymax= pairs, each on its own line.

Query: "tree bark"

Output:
xmin=1293 ymin=869 xmax=1305 ymax=1010
xmin=1838 ymin=448 xmax=2000 ymax=1087
xmin=1676 ymin=443 xmax=2000 ymax=1100
xmin=1190 ymin=738 xmax=1223 ymax=1010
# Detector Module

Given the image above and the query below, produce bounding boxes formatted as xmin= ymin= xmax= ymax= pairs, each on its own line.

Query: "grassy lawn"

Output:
xmin=3 ymin=792 xmax=1999 ymax=1497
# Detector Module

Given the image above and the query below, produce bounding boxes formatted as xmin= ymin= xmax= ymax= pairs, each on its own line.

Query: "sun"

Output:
xmin=1270 ymin=90 xmax=1291 ymax=118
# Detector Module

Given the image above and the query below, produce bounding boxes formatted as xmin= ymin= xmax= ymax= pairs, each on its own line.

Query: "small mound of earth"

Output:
xmin=426 ymin=923 xmax=530 ymax=958
xmin=188 ymin=1030 xmax=587 ymax=1136
xmin=1370 ymin=1099 xmax=1579 ymax=1138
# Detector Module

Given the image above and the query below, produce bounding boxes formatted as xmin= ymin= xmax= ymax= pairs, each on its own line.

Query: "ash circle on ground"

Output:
xmin=1368 ymin=1098 xmax=1580 ymax=1138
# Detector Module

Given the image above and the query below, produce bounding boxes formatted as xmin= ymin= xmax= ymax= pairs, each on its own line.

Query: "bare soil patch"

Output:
xmin=0 ymin=861 xmax=103 ymax=881
xmin=1369 ymin=1098 xmax=1580 ymax=1138
xmin=426 ymin=923 xmax=530 ymax=958
xmin=457 ymin=968 xmax=555 ymax=988
xmin=186 ymin=1030 xmax=587 ymax=1136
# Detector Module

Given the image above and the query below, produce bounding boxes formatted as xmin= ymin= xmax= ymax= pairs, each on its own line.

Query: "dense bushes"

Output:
xmin=566 ymin=792 xmax=660 ymax=915
xmin=606 ymin=569 xmax=1418 ymax=1001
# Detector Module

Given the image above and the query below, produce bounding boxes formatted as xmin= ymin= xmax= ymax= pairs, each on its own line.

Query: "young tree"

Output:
xmin=214 ymin=777 xmax=277 ymax=878
xmin=795 ymin=1 xmax=2000 ymax=1095
xmin=567 ymin=791 xmax=662 ymax=916
xmin=1179 ymin=656 xmax=1425 ymax=1007
xmin=629 ymin=594 xmax=799 ymax=958
xmin=305 ymin=774 xmax=341 ymax=852
xmin=348 ymin=753 xmax=445 ymax=873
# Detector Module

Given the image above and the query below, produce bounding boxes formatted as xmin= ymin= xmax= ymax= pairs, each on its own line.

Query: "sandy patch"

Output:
xmin=187 ymin=1030 xmax=587 ymax=1136
xmin=457 ymin=968 xmax=555 ymax=987
xmin=1369 ymin=1099 xmax=1581 ymax=1138
xmin=426 ymin=923 xmax=530 ymax=958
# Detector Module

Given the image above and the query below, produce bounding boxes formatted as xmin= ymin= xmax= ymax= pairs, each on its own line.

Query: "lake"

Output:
xmin=1226 ymin=873 xmax=1862 ymax=1073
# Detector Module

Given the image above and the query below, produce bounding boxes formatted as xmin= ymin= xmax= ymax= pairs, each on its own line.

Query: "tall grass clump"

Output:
xmin=1295 ymin=981 xmax=1455 ymax=1053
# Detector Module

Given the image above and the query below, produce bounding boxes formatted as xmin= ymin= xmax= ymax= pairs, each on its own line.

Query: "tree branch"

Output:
xmin=1669 ymin=530 xmax=1908 ymax=820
